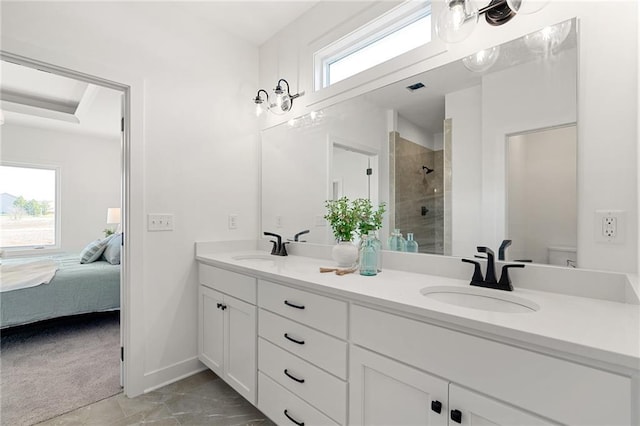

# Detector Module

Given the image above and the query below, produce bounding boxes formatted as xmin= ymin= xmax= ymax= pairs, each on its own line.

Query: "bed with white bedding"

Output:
xmin=0 ymin=253 xmax=120 ymax=328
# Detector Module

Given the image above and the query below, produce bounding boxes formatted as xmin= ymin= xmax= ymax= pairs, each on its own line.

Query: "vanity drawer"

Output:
xmin=199 ymin=263 xmax=256 ymax=304
xmin=258 ymin=372 xmax=340 ymax=426
xmin=259 ymin=338 xmax=346 ymax=424
xmin=259 ymin=309 xmax=347 ymax=379
xmin=351 ymin=305 xmax=632 ymax=426
xmin=258 ymin=279 xmax=347 ymax=338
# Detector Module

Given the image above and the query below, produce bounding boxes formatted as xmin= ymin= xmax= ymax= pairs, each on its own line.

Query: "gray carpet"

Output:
xmin=0 ymin=312 xmax=122 ymax=426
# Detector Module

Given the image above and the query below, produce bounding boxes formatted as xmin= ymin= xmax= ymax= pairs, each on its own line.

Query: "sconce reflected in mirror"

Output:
xmin=463 ymin=45 xmax=501 ymax=72
xmin=524 ymin=20 xmax=572 ymax=54
xmin=436 ymin=0 xmax=549 ymax=43
xmin=253 ymin=78 xmax=304 ymax=116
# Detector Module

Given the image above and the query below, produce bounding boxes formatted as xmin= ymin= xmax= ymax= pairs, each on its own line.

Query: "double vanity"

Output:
xmin=195 ymin=241 xmax=639 ymax=425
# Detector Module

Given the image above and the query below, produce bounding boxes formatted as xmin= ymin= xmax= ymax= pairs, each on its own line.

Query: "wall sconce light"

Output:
xmin=436 ymin=0 xmax=549 ymax=43
xmin=253 ymin=78 xmax=304 ymax=116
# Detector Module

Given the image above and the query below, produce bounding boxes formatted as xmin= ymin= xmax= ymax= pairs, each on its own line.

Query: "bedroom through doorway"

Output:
xmin=0 ymin=55 xmax=128 ymax=425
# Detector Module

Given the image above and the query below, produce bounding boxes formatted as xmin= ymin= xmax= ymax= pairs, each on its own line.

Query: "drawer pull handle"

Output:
xmin=284 ymin=409 xmax=304 ymax=426
xmin=284 ymin=300 xmax=305 ymax=310
xmin=284 ymin=369 xmax=305 ymax=383
xmin=284 ymin=333 xmax=305 ymax=345
xmin=451 ymin=409 xmax=462 ymax=424
xmin=431 ymin=400 xmax=442 ymax=414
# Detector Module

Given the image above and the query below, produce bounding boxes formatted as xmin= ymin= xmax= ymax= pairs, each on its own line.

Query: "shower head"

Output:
xmin=422 ymin=166 xmax=434 ymax=175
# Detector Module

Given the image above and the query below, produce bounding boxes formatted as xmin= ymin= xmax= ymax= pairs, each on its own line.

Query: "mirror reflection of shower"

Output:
xmin=390 ymin=123 xmax=446 ymax=256
xmin=422 ymin=165 xmax=434 ymax=175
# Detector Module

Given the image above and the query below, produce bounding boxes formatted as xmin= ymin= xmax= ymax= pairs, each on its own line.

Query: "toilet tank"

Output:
xmin=547 ymin=246 xmax=577 ymax=267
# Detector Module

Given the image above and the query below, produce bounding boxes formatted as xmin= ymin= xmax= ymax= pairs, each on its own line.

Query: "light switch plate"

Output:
xmin=148 ymin=214 xmax=174 ymax=231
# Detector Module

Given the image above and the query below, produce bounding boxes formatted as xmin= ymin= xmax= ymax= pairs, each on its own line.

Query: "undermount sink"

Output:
xmin=231 ymin=254 xmax=276 ymax=262
xmin=420 ymin=286 xmax=539 ymax=313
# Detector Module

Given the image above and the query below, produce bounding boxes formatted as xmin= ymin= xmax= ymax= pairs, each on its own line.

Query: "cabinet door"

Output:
xmin=350 ymin=346 xmax=448 ymax=426
xmin=448 ymin=385 xmax=557 ymax=426
xmin=225 ymin=294 xmax=257 ymax=404
xmin=199 ymin=285 xmax=225 ymax=377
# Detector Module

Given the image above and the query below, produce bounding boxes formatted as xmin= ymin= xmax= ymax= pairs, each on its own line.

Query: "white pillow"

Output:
xmin=102 ymin=234 xmax=122 ymax=265
xmin=80 ymin=235 xmax=114 ymax=264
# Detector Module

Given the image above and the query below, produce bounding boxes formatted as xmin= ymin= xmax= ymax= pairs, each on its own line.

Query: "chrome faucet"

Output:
xmin=264 ymin=232 xmax=288 ymax=256
xmin=462 ymin=246 xmax=525 ymax=291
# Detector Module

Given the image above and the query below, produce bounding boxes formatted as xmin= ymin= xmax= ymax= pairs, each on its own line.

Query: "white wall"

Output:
xmin=397 ymin=115 xmax=433 ymax=149
xmin=1 ymin=124 xmax=121 ymax=252
xmin=259 ymin=0 xmax=638 ymax=273
xmin=445 ymin=85 xmax=483 ymax=258
xmin=1 ymin=2 xmax=259 ymax=395
xmin=481 ymin=48 xmax=577 ymax=250
xmin=261 ymin=96 xmax=388 ymax=245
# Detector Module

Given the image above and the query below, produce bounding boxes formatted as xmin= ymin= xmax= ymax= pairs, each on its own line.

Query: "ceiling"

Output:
xmin=0 ymin=1 xmax=319 ymax=137
xmin=175 ymin=1 xmax=320 ymax=46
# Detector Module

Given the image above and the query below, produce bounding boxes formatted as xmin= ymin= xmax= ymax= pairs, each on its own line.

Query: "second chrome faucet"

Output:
xmin=462 ymin=246 xmax=525 ymax=291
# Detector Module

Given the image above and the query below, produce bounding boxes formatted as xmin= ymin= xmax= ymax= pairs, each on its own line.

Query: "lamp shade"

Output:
xmin=106 ymin=207 xmax=121 ymax=225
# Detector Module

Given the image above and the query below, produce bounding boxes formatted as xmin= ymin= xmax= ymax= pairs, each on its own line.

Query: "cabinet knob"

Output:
xmin=431 ymin=400 xmax=442 ymax=414
xmin=451 ymin=409 xmax=462 ymax=424
xmin=284 ymin=409 xmax=305 ymax=426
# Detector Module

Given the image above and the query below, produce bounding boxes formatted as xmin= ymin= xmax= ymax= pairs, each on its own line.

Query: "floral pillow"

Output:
xmin=79 ymin=235 xmax=114 ymax=264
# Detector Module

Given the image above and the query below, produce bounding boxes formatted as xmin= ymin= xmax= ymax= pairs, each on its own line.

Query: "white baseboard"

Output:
xmin=143 ymin=356 xmax=207 ymax=393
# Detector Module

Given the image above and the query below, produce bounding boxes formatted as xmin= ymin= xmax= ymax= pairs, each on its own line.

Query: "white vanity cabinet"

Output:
xmin=198 ymin=264 xmax=257 ymax=404
xmin=350 ymin=345 xmax=554 ymax=425
xmin=257 ymin=279 xmax=348 ymax=426
xmin=351 ymin=304 xmax=632 ymax=426
xmin=349 ymin=345 xmax=449 ymax=426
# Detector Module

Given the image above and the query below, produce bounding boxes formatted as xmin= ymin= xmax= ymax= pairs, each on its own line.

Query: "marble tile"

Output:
xmin=38 ymin=370 xmax=273 ymax=426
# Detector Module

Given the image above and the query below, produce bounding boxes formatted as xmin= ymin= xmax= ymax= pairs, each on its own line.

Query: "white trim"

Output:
xmin=0 ymin=45 xmax=146 ymax=397
xmin=143 ymin=357 xmax=206 ymax=393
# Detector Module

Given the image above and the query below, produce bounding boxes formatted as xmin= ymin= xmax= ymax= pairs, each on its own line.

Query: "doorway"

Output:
xmin=506 ymin=124 xmax=577 ymax=265
xmin=0 ymin=52 xmax=130 ymax=423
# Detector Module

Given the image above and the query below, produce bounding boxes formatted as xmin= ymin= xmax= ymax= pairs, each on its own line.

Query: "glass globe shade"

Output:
xmin=506 ymin=0 xmax=549 ymax=15
xmin=462 ymin=45 xmax=501 ymax=72
xmin=436 ymin=0 xmax=479 ymax=43
xmin=524 ymin=20 xmax=572 ymax=54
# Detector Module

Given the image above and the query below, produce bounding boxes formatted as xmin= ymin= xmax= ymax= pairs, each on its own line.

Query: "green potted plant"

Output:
xmin=324 ymin=197 xmax=386 ymax=266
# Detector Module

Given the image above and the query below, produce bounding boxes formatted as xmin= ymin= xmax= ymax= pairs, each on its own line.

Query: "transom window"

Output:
xmin=315 ymin=1 xmax=432 ymax=89
xmin=0 ymin=164 xmax=59 ymax=249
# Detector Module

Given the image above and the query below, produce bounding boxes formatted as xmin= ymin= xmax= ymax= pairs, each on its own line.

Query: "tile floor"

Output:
xmin=37 ymin=370 xmax=275 ymax=425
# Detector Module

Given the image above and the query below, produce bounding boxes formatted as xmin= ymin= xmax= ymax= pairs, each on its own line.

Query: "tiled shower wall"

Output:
xmin=390 ymin=131 xmax=444 ymax=254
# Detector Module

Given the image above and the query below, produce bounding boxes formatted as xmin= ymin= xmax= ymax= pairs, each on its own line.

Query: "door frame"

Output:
xmin=0 ymin=49 xmax=145 ymax=396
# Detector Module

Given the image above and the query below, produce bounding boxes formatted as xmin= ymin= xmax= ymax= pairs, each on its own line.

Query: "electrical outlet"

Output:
xmin=595 ymin=210 xmax=625 ymax=243
xmin=228 ymin=214 xmax=238 ymax=230
xmin=275 ymin=215 xmax=283 ymax=228
xmin=314 ymin=215 xmax=326 ymax=227
xmin=603 ymin=216 xmax=616 ymax=238
xmin=148 ymin=214 xmax=174 ymax=231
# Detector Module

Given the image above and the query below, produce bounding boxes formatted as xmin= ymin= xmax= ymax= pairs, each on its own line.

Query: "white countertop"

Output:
xmin=196 ymin=250 xmax=640 ymax=371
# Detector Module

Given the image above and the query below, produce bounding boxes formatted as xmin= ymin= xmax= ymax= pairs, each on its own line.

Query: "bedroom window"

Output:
xmin=314 ymin=1 xmax=432 ymax=89
xmin=0 ymin=164 xmax=59 ymax=249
